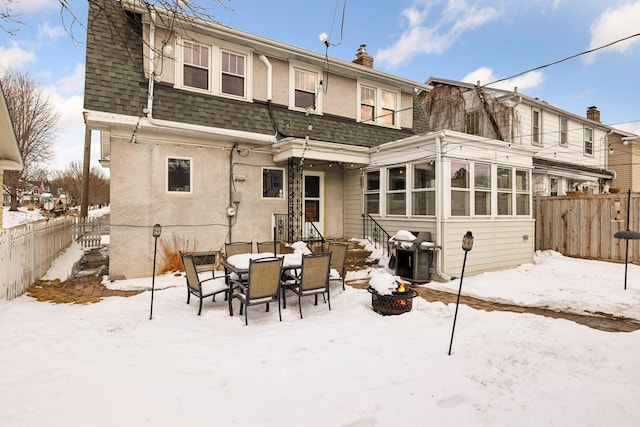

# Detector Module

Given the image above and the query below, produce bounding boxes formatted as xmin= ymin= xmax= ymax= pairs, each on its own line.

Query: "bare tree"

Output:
xmin=1 ymin=69 xmax=58 ymax=211
xmin=51 ymin=160 xmax=109 ymax=207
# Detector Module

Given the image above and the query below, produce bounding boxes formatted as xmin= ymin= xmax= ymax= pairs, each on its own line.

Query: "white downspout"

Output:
xmin=146 ymin=10 xmax=156 ymax=118
xmin=435 ymin=131 xmax=451 ymax=281
xmin=258 ymin=54 xmax=272 ymax=101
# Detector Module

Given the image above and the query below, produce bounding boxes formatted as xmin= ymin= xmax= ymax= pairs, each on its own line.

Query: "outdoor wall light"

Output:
xmin=462 ymin=231 xmax=474 ymax=252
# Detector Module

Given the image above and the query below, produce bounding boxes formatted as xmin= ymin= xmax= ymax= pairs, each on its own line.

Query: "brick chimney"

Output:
xmin=352 ymin=44 xmax=374 ymax=69
xmin=587 ymin=105 xmax=601 ymax=123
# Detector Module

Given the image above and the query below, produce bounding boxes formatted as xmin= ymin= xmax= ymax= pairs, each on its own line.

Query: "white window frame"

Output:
xmin=357 ymin=80 xmax=400 ymax=128
xmin=584 ymin=127 xmax=594 ymax=156
xmin=220 ymin=49 xmax=247 ymax=99
xmin=532 ymin=108 xmax=542 ymax=146
xmin=289 ymin=62 xmax=323 ymax=113
xmin=515 ymin=169 xmax=530 ymax=215
xmin=559 ymin=116 xmax=568 ymax=146
xmin=175 ymin=37 xmax=253 ymax=100
xmin=473 ymin=162 xmax=491 ymax=216
xmin=364 ymin=170 xmax=381 ymax=215
xmin=497 ymin=166 xmax=513 ymax=216
xmin=411 ymin=161 xmax=436 ymax=216
xmin=262 ymin=167 xmax=285 ymax=199
xmin=450 ymin=160 xmax=470 ymax=217
xmin=386 ymin=166 xmax=407 ymax=216
xmin=166 ymin=156 xmax=193 ymax=194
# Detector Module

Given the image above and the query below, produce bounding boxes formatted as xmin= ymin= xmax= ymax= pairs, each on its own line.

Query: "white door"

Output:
xmin=303 ymin=171 xmax=324 ymax=237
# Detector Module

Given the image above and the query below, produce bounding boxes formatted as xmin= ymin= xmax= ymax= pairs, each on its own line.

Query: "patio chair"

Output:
xmin=257 ymin=240 xmax=283 ymax=254
xmin=328 ymin=242 xmax=348 ymax=290
xmin=230 ymin=256 xmax=284 ymax=325
xmin=225 ymin=241 xmax=253 ymax=258
xmin=282 ymin=252 xmax=331 ymax=319
xmin=180 ymin=251 xmax=229 ymax=315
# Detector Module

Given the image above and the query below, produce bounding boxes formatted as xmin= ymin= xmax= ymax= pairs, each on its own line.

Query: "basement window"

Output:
xmin=167 ymin=157 xmax=192 ymax=193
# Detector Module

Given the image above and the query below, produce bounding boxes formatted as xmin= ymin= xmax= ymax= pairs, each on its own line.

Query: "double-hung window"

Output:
xmin=364 ymin=170 xmax=380 ymax=215
xmin=532 ymin=108 xmax=542 ymax=145
xmin=451 ymin=160 xmax=470 ymax=216
xmin=183 ymin=41 xmax=209 ymax=91
xmin=516 ymin=169 xmax=530 ymax=215
xmin=559 ymin=117 xmax=568 ymax=146
xmin=474 ymin=163 xmax=491 ymax=215
xmin=221 ymin=50 xmax=245 ymax=97
xmin=465 ymin=110 xmax=481 ymax=136
xmin=412 ymin=162 xmax=435 ymax=216
xmin=293 ymin=67 xmax=318 ymax=110
xmin=386 ymin=166 xmax=406 ymax=215
xmin=167 ymin=157 xmax=192 ymax=193
xmin=584 ymin=127 xmax=594 ymax=156
xmin=358 ymin=82 xmax=399 ymax=128
xmin=497 ymin=167 xmax=512 ymax=215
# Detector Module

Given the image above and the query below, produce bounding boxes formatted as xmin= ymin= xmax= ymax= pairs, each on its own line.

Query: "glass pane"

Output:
xmin=263 ymin=169 xmax=283 ymax=198
xmin=222 ymin=74 xmax=244 ymax=97
xmin=184 ymin=65 xmax=208 ymax=90
xmin=361 ymin=105 xmax=374 ymax=122
xmin=295 ymin=90 xmax=315 ymax=109
xmin=451 ymin=160 xmax=469 ymax=189
xmin=381 ymin=108 xmax=395 ymax=125
xmin=387 ymin=167 xmax=406 ymax=191
xmin=516 ymin=170 xmax=529 ymax=191
xmin=516 ymin=193 xmax=530 ymax=215
xmin=412 ymin=191 xmax=435 ymax=216
xmin=361 ymin=86 xmax=375 ymax=105
xmin=365 ymin=193 xmax=379 ymax=215
xmin=498 ymin=192 xmax=512 ymax=215
xmin=386 ymin=193 xmax=405 ymax=215
xmin=475 ymin=191 xmax=490 ymax=215
xmin=475 ymin=163 xmax=491 ymax=189
xmin=305 ymin=200 xmax=319 ymax=222
xmin=295 ymin=69 xmax=316 ymax=92
xmin=305 ymin=175 xmax=320 ymax=198
xmin=451 ymin=190 xmax=469 ymax=216
xmin=168 ymin=158 xmax=190 ymax=192
xmin=382 ymin=90 xmax=396 ymax=110
xmin=413 ymin=162 xmax=435 ymax=189
xmin=497 ymin=167 xmax=512 ymax=190
xmin=366 ymin=171 xmax=380 ymax=191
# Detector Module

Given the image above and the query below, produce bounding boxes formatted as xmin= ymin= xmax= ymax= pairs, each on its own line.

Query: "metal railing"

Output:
xmin=273 ymin=213 xmax=326 ymax=253
xmin=362 ymin=214 xmax=391 ymax=257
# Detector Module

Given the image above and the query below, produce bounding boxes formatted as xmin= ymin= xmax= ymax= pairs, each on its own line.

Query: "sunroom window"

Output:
xmin=386 ymin=166 xmax=406 ymax=215
xmin=451 ymin=160 xmax=469 ymax=216
xmin=474 ymin=163 xmax=491 ymax=215
xmin=365 ymin=170 xmax=380 ymax=215
xmin=412 ymin=162 xmax=435 ymax=216
xmin=497 ymin=167 xmax=512 ymax=215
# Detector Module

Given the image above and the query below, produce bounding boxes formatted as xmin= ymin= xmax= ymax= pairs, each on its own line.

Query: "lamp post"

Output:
xmin=149 ymin=224 xmax=162 ymax=320
xmin=448 ymin=231 xmax=474 ymax=356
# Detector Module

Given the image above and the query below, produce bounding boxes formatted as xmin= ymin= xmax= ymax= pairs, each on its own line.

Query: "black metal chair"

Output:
xmin=328 ymin=242 xmax=348 ymax=290
xmin=282 ymin=252 xmax=332 ymax=319
xmin=230 ymin=256 xmax=284 ymax=325
xmin=180 ymin=251 xmax=229 ymax=315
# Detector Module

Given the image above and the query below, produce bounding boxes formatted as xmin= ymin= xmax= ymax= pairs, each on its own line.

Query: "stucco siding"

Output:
xmin=441 ymin=219 xmax=535 ymax=277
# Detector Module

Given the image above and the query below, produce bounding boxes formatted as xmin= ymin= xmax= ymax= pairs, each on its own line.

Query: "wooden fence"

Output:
xmin=0 ymin=217 xmax=102 ymax=300
xmin=534 ymin=192 xmax=640 ymax=263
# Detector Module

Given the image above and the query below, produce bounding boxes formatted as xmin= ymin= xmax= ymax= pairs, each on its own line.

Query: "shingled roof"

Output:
xmin=84 ymin=0 xmax=429 ymax=149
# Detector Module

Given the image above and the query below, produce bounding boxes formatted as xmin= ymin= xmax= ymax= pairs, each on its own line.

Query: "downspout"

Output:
xmin=258 ymin=54 xmax=272 ymax=101
xmin=435 ymin=131 xmax=451 ymax=281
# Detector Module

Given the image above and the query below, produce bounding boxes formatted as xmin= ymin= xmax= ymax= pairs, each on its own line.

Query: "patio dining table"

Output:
xmin=220 ymin=252 xmax=303 ymax=315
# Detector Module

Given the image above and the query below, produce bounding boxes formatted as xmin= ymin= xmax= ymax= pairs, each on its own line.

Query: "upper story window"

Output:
xmin=364 ymin=170 xmax=380 ymax=215
xmin=177 ymin=38 xmax=252 ymax=100
xmin=167 ymin=157 xmax=192 ymax=193
xmin=221 ymin=50 xmax=245 ymax=97
xmin=290 ymin=65 xmax=321 ymax=113
xmin=584 ymin=127 xmax=594 ymax=156
xmin=183 ymin=41 xmax=209 ymax=91
xmin=532 ymin=108 xmax=542 ymax=145
xmin=465 ymin=110 xmax=481 ymax=136
xmin=358 ymin=82 xmax=399 ymax=128
xmin=559 ymin=116 xmax=568 ymax=146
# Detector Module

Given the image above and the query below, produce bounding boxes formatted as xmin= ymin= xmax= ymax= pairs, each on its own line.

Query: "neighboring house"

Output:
xmin=85 ymin=0 xmax=535 ymax=280
xmin=422 ymin=78 xmax=616 ymax=196
xmin=606 ymin=130 xmax=640 ymax=193
xmin=0 ymin=81 xmax=23 ymax=227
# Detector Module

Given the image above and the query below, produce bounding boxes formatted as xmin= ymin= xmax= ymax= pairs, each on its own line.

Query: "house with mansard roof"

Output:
xmin=84 ymin=0 xmax=537 ymax=280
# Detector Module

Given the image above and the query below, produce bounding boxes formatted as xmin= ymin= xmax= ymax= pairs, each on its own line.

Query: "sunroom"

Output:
xmin=347 ymin=130 xmax=535 ymax=279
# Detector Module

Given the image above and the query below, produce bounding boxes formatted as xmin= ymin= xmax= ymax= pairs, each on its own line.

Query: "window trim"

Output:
xmin=411 ymin=161 xmax=436 ymax=217
xmin=364 ymin=170 xmax=381 ymax=215
xmin=386 ymin=166 xmax=407 ymax=216
xmin=465 ymin=110 xmax=481 ymax=136
xmin=357 ymin=80 xmax=400 ymax=129
xmin=178 ymin=39 xmax=212 ymax=94
xmin=584 ymin=126 xmax=594 ymax=156
xmin=262 ymin=167 xmax=285 ymax=199
xmin=166 ymin=156 xmax=193 ymax=194
xmin=219 ymin=49 xmax=247 ymax=99
xmin=289 ymin=62 xmax=323 ymax=114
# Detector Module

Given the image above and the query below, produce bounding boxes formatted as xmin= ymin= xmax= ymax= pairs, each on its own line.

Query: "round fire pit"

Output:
xmin=367 ymin=287 xmax=419 ymax=316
